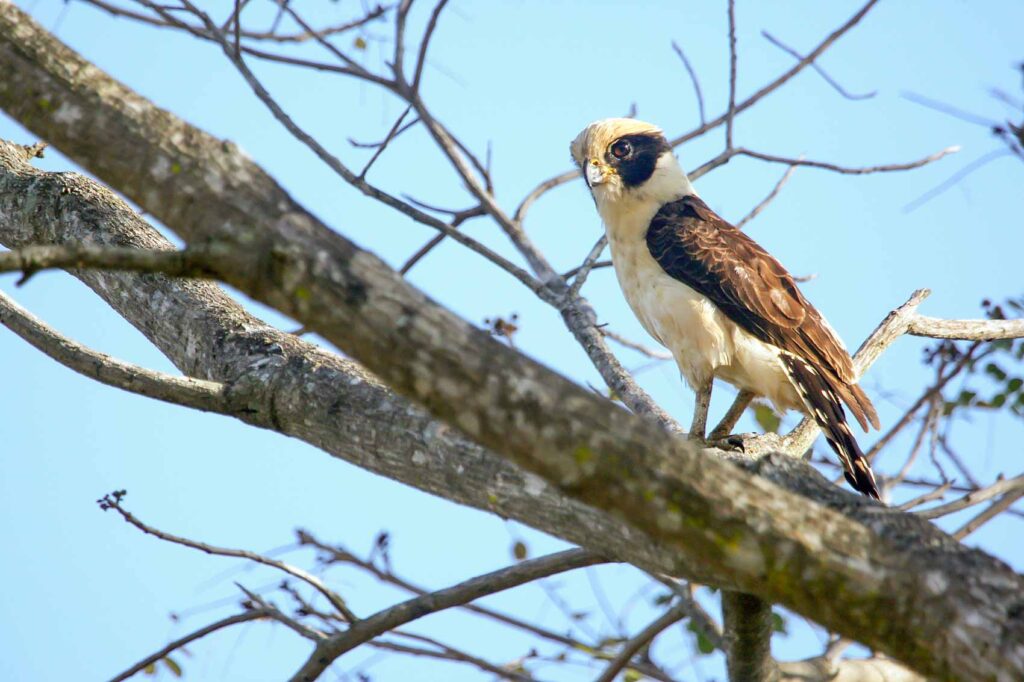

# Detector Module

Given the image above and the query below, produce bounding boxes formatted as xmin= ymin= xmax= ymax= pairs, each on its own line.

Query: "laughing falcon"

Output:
xmin=570 ymin=118 xmax=881 ymax=498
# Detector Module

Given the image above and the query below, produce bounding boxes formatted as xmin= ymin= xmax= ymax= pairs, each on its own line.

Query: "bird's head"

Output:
xmin=570 ymin=118 xmax=694 ymax=220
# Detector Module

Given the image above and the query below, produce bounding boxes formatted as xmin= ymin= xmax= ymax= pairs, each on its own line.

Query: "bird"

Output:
xmin=570 ymin=118 xmax=881 ymax=499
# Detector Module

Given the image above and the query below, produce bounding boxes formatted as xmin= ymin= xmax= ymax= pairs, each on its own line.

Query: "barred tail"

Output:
xmin=780 ymin=353 xmax=880 ymax=499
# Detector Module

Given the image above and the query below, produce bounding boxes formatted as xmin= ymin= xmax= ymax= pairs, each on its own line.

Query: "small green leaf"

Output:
xmin=695 ymin=630 xmax=715 ymax=654
xmin=771 ymin=611 xmax=787 ymax=634
xmin=687 ymin=622 xmax=716 ymax=654
xmin=985 ymin=362 xmax=1007 ymax=381
xmin=163 ymin=656 xmax=183 ymax=677
xmin=624 ymin=670 xmax=642 ymax=682
xmin=143 ymin=663 xmax=157 ymax=675
xmin=512 ymin=540 xmax=528 ymax=561
xmin=652 ymin=592 xmax=673 ymax=606
xmin=354 ymin=36 xmax=367 ymax=50
xmin=753 ymin=403 xmax=780 ymax=434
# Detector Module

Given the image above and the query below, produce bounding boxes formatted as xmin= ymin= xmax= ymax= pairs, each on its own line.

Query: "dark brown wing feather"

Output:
xmin=646 ymin=195 xmax=879 ymax=431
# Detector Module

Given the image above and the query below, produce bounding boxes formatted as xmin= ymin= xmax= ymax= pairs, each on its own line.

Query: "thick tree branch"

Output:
xmin=778 ymin=656 xmax=926 ymax=682
xmin=722 ymin=592 xmax=778 ymax=682
xmin=0 ymin=136 xmax=690 ymax=603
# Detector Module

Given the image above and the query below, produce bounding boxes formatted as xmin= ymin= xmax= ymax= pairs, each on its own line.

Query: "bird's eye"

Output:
xmin=610 ymin=139 xmax=632 ymax=159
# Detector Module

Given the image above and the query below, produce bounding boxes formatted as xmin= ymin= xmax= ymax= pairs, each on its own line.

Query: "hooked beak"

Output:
xmin=583 ymin=159 xmax=608 ymax=189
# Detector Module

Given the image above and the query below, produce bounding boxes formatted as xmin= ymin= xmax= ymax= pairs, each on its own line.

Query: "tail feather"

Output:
xmin=780 ymin=353 xmax=880 ymax=499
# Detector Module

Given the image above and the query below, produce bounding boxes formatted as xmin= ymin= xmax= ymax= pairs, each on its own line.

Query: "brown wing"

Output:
xmin=647 ymin=195 xmax=879 ymax=431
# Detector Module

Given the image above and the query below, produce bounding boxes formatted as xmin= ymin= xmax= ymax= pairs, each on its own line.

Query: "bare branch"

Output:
xmin=736 ymin=145 xmax=959 ymax=175
xmin=368 ymin=637 xmax=534 ymax=681
xmin=866 ymin=342 xmax=982 ymax=462
xmin=358 ymin=105 xmax=413 ymax=179
xmin=412 ymin=0 xmax=449 ymax=92
xmin=139 ymin=0 xmax=552 ymax=303
xmin=779 ymin=655 xmax=926 ymax=682
xmin=671 ymin=41 xmax=706 ymax=126
xmin=109 ymin=609 xmax=272 ymax=682
xmin=398 ymin=202 xmax=486 ymax=274
xmin=650 ymin=576 xmax=723 ymax=649
xmin=83 ymin=0 xmax=389 ymax=44
xmin=908 ymin=314 xmax=1024 ymax=341
xmin=953 ymin=488 xmax=1024 ymax=541
xmin=916 ymin=475 xmax=1024 ymax=520
xmin=735 ymin=163 xmax=798 ymax=229
xmin=725 ymin=0 xmax=738 ymax=149
xmin=513 ymin=0 xmax=883 ymax=221
xmin=0 ymin=288 xmax=228 ymax=413
xmin=601 ymin=329 xmax=673 ymax=361
xmin=99 ymin=493 xmax=356 ymax=622
xmin=762 ymin=31 xmax=876 ymax=101
xmin=594 ymin=602 xmax=689 ymax=682
xmin=297 ymin=529 xmax=584 ymax=649
xmin=290 ymin=549 xmax=605 ymax=682
xmin=565 ymin=235 xmax=607 ymax=300
xmin=561 ymin=259 xmax=612 ymax=281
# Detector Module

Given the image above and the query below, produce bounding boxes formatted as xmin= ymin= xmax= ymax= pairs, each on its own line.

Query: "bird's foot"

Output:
xmin=705 ymin=432 xmax=757 ymax=452
xmin=704 ymin=432 xmax=791 ymax=457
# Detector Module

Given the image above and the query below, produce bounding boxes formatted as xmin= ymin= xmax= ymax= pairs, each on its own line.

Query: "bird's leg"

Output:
xmin=689 ymin=378 xmax=713 ymax=440
xmin=708 ymin=390 xmax=755 ymax=440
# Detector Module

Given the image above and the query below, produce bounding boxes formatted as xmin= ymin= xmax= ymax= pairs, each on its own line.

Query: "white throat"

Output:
xmin=593 ymin=153 xmax=696 ymax=243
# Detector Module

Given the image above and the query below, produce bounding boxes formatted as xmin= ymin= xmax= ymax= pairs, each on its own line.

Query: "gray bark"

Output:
xmin=1 ymin=4 xmax=1023 ymax=680
xmin=723 ymin=592 xmax=779 ymax=682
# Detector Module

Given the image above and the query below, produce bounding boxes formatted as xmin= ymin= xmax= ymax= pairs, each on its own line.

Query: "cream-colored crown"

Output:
xmin=570 ymin=118 xmax=664 ymax=167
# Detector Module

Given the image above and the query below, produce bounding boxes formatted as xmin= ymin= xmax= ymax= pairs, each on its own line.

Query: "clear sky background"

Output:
xmin=1 ymin=1 xmax=1022 ymax=680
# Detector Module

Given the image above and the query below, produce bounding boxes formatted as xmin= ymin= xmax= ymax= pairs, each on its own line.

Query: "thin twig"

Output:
xmin=85 ymin=0 xmax=388 ymax=43
xmin=601 ymin=329 xmax=673 ymax=361
xmin=412 ymin=0 xmax=449 ymax=92
xmin=359 ymin=105 xmax=413 ymax=178
xmin=99 ymin=493 xmax=357 ymax=622
xmin=736 ymin=145 xmax=960 ymax=175
xmin=672 ymin=41 xmax=706 ymax=126
xmin=151 ymin=0 xmax=554 ymax=304
xmin=109 ymin=609 xmax=271 ymax=682
xmin=953 ymin=488 xmax=1024 ymax=540
xmin=916 ymin=475 xmax=1024 ymax=520
xmin=297 ymin=530 xmax=585 ymax=649
xmin=725 ymin=0 xmax=737 ymax=150
xmin=762 ymin=31 xmax=876 ymax=100
xmin=290 ymin=549 xmax=606 ymax=682
xmin=650 ymin=576 xmax=723 ymax=648
xmin=561 ymin=259 xmax=612 ymax=281
xmin=398 ymin=204 xmax=486 ymax=274
xmin=565 ymin=235 xmax=607 ymax=299
xmin=896 ymin=481 xmax=954 ymax=511
xmin=349 ymin=117 xmax=420 ymax=148
xmin=594 ymin=602 xmax=689 ymax=682
xmin=865 ymin=343 xmax=983 ymax=461
xmin=735 ymin=163 xmax=798 ymax=228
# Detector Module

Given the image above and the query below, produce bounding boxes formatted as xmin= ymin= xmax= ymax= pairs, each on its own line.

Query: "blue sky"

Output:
xmin=1 ymin=1 xmax=1022 ymax=680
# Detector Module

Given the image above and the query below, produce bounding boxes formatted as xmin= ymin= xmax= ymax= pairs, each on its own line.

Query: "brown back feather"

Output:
xmin=647 ymin=196 xmax=879 ymax=430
